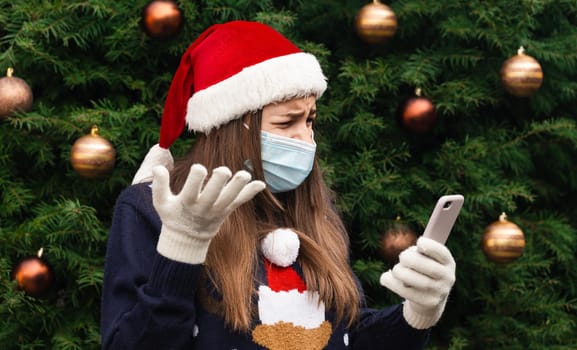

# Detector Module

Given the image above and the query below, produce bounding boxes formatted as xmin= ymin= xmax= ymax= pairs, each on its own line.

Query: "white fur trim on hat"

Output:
xmin=261 ymin=228 xmax=300 ymax=267
xmin=186 ymin=52 xmax=327 ymax=133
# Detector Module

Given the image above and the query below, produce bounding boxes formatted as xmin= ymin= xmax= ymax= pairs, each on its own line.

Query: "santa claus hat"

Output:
xmin=132 ymin=20 xmax=327 ymax=184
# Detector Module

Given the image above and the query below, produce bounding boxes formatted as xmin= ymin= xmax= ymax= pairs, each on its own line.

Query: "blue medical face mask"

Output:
xmin=246 ymin=130 xmax=316 ymax=193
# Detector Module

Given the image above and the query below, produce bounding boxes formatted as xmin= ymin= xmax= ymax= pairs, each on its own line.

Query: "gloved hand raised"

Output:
xmin=152 ymin=164 xmax=266 ymax=264
xmin=379 ymin=237 xmax=456 ymax=329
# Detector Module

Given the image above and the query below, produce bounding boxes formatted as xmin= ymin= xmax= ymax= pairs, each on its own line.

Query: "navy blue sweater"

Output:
xmin=101 ymin=183 xmax=430 ymax=349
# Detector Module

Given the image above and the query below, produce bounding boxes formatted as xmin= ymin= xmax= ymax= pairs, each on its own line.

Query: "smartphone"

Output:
xmin=422 ymin=194 xmax=464 ymax=244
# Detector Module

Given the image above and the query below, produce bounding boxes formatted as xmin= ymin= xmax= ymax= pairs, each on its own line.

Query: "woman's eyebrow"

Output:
xmin=282 ymin=108 xmax=317 ymax=117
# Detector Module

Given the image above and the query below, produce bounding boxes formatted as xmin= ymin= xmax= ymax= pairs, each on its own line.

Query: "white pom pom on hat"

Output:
xmin=260 ymin=228 xmax=300 ymax=267
xmin=132 ymin=20 xmax=327 ymax=184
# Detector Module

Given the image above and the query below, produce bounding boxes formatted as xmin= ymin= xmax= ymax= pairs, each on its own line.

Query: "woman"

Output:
xmin=101 ymin=20 xmax=455 ymax=349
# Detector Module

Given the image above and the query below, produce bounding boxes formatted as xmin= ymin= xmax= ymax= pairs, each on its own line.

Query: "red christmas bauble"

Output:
xmin=141 ymin=0 xmax=184 ymax=39
xmin=400 ymin=93 xmax=437 ymax=134
xmin=11 ymin=251 xmax=54 ymax=297
xmin=379 ymin=219 xmax=417 ymax=264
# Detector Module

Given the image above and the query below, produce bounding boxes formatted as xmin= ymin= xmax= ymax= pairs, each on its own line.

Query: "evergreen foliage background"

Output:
xmin=1 ymin=0 xmax=576 ymax=349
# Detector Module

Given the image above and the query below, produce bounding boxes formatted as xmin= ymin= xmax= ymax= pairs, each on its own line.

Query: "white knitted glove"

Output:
xmin=379 ymin=237 xmax=456 ymax=329
xmin=152 ymin=164 xmax=266 ymax=264
xmin=132 ymin=144 xmax=174 ymax=184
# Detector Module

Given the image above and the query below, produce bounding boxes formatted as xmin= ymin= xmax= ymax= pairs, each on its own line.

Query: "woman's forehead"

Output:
xmin=264 ymin=96 xmax=317 ymax=114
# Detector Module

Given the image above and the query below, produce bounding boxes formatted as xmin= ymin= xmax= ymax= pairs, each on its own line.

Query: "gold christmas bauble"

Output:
xmin=400 ymin=89 xmax=437 ymax=134
xmin=379 ymin=218 xmax=417 ymax=264
xmin=141 ymin=0 xmax=184 ymax=39
xmin=70 ymin=125 xmax=116 ymax=179
xmin=0 ymin=68 xmax=33 ymax=119
xmin=11 ymin=248 xmax=54 ymax=298
xmin=481 ymin=213 xmax=525 ymax=264
xmin=355 ymin=0 xmax=398 ymax=44
xmin=500 ymin=47 xmax=543 ymax=97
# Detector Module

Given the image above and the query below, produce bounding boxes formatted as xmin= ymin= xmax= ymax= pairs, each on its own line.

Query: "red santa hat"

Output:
xmin=132 ymin=20 xmax=327 ymax=184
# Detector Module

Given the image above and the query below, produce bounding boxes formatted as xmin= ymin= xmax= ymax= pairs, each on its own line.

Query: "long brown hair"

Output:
xmin=170 ymin=112 xmax=361 ymax=332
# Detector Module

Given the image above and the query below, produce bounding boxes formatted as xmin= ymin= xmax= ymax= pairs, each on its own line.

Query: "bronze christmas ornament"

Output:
xmin=70 ymin=125 xmax=116 ymax=179
xmin=355 ymin=0 xmax=398 ymax=44
xmin=481 ymin=213 xmax=525 ymax=264
xmin=500 ymin=47 xmax=543 ymax=97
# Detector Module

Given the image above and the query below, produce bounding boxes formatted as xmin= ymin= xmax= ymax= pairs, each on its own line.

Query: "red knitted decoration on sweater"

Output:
xmin=264 ymin=258 xmax=306 ymax=292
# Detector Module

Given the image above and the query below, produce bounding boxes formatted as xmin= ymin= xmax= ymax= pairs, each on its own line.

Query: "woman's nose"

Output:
xmin=291 ymin=125 xmax=314 ymax=144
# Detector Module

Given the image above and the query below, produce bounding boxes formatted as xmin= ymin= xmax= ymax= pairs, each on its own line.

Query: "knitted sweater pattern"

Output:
xmin=100 ymin=183 xmax=430 ymax=349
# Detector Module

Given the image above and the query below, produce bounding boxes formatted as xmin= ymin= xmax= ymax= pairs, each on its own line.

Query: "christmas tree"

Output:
xmin=1 ymin=0 xmax=576 ymax=349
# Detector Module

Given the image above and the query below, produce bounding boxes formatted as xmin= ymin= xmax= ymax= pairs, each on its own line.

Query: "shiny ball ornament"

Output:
xmin=0 ymin=67 xmax=33 ymax=119
xmin=11 ymin=248 xmax=54 ymax=298
xmin=500 ymin=47 xmax=543 ymax=97
xmin=400 ymin=89 xmax=437 ymax=134
xmin=70 ymin=125 xmax=116 ymax=179
xmin=379 ymin=218 xmax=417 ymax=264
xmin=481 ymin=213 xmax=526 ymax=264
xmin=355 ymin=0 xmax=398 ymax=44
xmin=141 ymin=0 xmax=184 ymax=39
